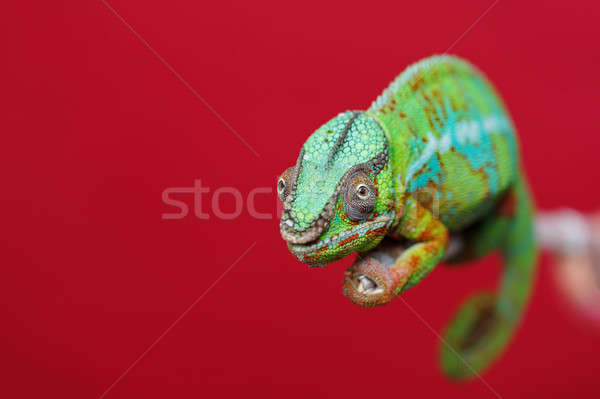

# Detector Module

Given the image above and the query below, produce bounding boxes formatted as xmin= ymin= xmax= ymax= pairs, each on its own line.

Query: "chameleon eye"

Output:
xmin=356 ymin=184 xmax=369 ymax=199
xmin=344 ymin=172 xmax=376 ymax=221
xmin=277 ymin=167 xmax=294 ymax=202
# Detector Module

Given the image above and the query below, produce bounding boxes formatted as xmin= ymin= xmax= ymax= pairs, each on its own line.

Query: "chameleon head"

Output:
xmin=278 ymin=111 xmax=395 ymax=266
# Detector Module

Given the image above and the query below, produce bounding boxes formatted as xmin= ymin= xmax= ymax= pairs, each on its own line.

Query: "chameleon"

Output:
xmin=277 ymin=55 xmax=537 ymax=379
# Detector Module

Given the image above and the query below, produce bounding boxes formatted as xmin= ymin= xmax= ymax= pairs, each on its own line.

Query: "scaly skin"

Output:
xmin=277 ymin=55 xmax=537 ymax=379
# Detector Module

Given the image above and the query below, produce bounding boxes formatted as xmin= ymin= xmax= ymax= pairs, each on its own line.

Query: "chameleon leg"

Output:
xmin=440 ymin=173 xmax=538 ymax=380
xmin=343 ymin=198 xmax=449 ymax=307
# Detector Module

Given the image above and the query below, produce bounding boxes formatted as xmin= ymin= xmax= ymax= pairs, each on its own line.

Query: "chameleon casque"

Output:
xmin=277 ymin=55 xmax=537 ymax=379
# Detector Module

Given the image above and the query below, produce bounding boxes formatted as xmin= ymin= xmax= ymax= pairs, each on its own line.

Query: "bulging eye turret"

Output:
xmin=344 ymin=171 xmax=376 ymax=221
xmin=277 ymin=167 xmax=294 ymax=202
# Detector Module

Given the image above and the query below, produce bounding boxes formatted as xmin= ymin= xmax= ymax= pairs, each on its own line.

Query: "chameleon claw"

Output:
xmin=351 ymin=274 xmax=384 ymax=295
xmin=357 ymin=274 xmax=381 ymax=294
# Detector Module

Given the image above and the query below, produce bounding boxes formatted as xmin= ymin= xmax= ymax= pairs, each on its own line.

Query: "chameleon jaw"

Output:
xmin=286 ymin=215 xmax=392 ymax=265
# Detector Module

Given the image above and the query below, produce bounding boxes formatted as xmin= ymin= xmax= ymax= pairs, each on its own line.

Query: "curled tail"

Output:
xmin=441 ymin=173 xmax=538 ymax=379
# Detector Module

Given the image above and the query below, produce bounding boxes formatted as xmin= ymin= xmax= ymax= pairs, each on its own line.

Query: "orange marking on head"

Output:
xmin=339 ymin=234 xmax=360 ymax=247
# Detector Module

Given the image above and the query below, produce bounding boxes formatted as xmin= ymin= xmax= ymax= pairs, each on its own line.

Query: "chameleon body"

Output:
xmin=277 ymin=55 xmax=537 ymax=379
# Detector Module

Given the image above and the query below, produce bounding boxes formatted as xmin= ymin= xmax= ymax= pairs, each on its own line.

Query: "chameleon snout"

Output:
xmin=280 ymin=217 xmax=328 ymax=245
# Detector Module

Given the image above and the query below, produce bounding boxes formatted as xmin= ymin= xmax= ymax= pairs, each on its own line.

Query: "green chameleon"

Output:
xmin=277 ymin=55 xmax=537 ymax=379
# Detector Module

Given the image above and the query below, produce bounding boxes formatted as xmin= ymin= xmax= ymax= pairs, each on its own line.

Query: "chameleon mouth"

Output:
xmin=287 ymin=215 xmax=392 ymax=258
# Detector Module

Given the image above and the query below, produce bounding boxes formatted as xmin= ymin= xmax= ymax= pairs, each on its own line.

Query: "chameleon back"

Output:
xmin=367 ymin=55 xmax=519 ymax=231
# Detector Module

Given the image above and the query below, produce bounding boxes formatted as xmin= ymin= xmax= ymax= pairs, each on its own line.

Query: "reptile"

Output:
xmin=277 ymin=55 xmax=537 ymax=379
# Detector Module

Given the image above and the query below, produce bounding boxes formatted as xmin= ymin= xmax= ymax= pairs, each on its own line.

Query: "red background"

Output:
xmin=2 ymin=1 xmax=599 ymax=398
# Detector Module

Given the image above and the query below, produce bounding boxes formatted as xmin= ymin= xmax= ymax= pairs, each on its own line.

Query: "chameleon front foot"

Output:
xmin=342 ymin=256 xmax=408 ymax=307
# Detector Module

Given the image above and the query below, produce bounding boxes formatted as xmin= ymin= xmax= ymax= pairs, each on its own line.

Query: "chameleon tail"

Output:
xmin=440 ymin=173 xmax=538 ymax=379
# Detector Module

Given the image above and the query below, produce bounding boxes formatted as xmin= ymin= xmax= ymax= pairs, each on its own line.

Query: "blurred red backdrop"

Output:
xmin=1 ymin=0 xmax=600 ymax=398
